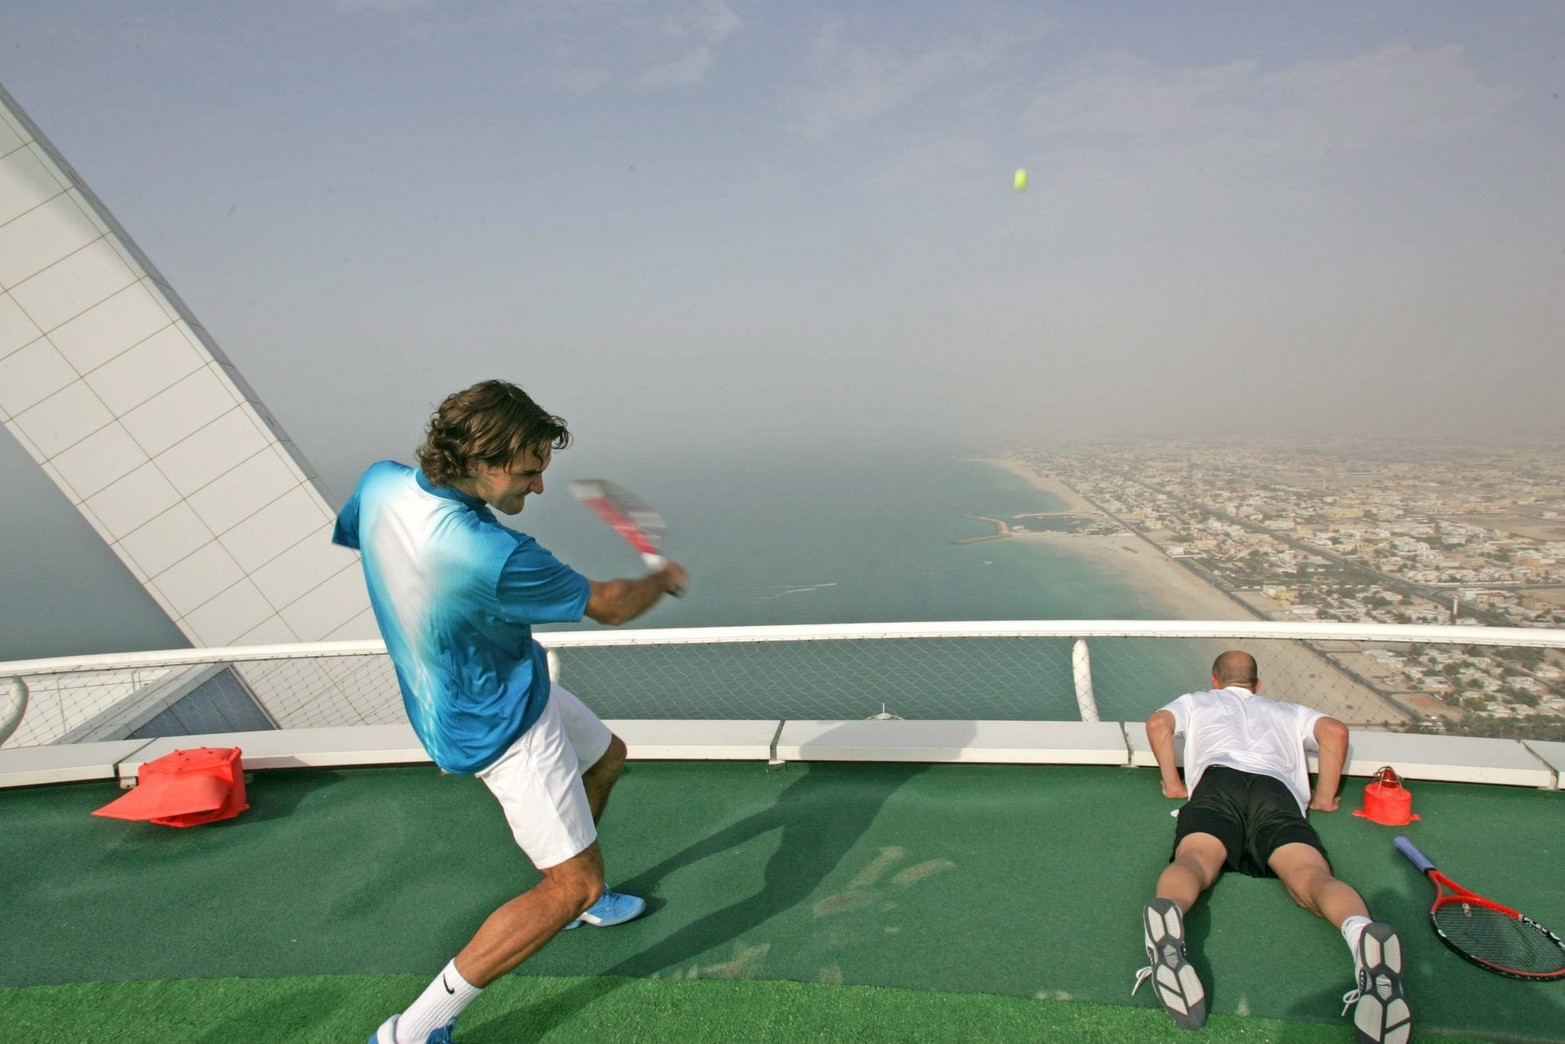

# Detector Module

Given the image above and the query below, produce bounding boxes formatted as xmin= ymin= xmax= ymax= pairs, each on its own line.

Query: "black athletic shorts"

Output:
xmin=1171 ymin=764 xmax=1328 ymax=878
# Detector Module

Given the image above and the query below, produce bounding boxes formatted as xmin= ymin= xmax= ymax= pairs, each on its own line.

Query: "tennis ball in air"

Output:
xmin=1014 ymin=168 xmax=1028 ymax=192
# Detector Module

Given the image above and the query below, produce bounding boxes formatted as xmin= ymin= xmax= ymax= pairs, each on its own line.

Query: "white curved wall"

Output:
xmin=0 ymin=84 xmax=373 ymax=647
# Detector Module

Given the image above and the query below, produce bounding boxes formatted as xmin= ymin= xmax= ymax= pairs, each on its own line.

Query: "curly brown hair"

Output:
xmin=416 ymin=380 xmax=571 ymax=487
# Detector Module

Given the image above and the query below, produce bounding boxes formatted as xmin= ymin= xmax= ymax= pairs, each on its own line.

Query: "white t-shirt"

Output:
xmin=1160 ymin=685 xmax=1326 ymax=814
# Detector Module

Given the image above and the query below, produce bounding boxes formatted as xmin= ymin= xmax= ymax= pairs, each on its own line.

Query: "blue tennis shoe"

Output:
xmin=565 ymin=888 xmax=647 ymax=930
xmin=369 ymin=1015 xmax=453 ymax=1043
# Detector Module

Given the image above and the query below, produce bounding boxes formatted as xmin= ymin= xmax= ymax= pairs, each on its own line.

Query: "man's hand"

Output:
xmin=1161 ymin=777 xmax=1188 ymax=800
xmin=655 ymin=560 xmax=688 ymax=597
xmin=1309 ymin=793 xmax=1340 ymax=813
xmin=586 ymin=561 xmax=690 ymax=627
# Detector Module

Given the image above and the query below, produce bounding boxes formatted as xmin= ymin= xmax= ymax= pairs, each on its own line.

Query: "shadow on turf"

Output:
xmin=236 ymin=768 xmax=347 ymax=824
xmin=472 ymin=759 xmax=935 ymax=1039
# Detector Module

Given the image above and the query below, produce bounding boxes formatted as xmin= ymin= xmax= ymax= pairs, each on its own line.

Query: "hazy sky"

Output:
xmin=2 ymin=1 xmax=1562 ymax=656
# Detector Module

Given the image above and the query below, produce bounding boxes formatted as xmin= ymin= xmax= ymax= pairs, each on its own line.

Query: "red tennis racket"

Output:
xmin=1395 ymin=836 xmax=1565 ymax=980
xmin=569 ymin=479 xmax=681 ymax=594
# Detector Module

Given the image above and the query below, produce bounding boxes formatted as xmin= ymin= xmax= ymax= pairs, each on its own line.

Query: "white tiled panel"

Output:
xmin=12 ymin=381 xmax=112 ymax=457
xmin=117 ymin=502 xmax=215 ymax=578
xmin=0 ymin=336 xmax=76 ymax=416
xmin=218 ymin=484 xmax=334 ymax=573
xmin=84 ymin=463 xmax=183 ymax=536
xmin=0 ymin=292 xmax=42 ymax=357
xmin=83 ymin=323 xmax=206 ymax=414
xmin=0 ymin=86 xmax=370 ymax=655
xmin=50 ymin=421 xmax=147 ymax=499
xmin=0 ymin=145 xmax=64 ymax=226
xmin=277 ymin=565 xmax=371 ymax=640
xmin=0 ymin=100 xmax=26 ymax=148
xmin=181 ymin=581 xmax=280 ymax=648
xmin=233 ymin=616 xmax=307 ymax=647
xmin=47 ymin=281 xmax=174 ymax=372
xmin=120 ymin=366 xmax=241 ymax=457
xmin=150 ymin=540 xmax=246 ymax=614
xmin=156 ymin=405 xmax=273 ymax=497
xmin=325 ymin=606 xmax=382 ymax=642
xmin=7 ymin=237 xmax=139 ymax=330
xmin=0 ymin=195 xmax=98 ymax=287
xmin=250 ymin=531 xmax=362 ymax=610
xmin=185 ymin=446 xmax=301 ymax=535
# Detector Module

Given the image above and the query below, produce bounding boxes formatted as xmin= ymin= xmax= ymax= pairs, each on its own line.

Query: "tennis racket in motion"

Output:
xmin=569 ymin=479 xmax=682 ymax=595
xmin=1395 ymin=836 xmax=1565 ymax=980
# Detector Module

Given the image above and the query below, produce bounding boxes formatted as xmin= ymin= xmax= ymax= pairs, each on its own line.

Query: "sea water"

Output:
xmin=527 ymin=442 xmax=1212 ymax=721
xmin=0 ymin=436 xmax=1211 ymax=719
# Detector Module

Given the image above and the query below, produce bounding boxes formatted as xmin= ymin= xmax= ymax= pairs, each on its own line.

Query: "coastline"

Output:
xmin=1010 ymin=530 xmax=1252 ymax=621
xmin=985 ymin=457 xmax=1098 ymax=515
xmin=976 ymin=455 xmax=1400 ymax=725
xmin=981 ymin=456 xmax=1251 ymax=622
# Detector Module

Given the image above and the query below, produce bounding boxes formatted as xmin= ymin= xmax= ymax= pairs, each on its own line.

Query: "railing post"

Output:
xmin=1 ymin=676 xmax=28 ymax=745
xmin=1072 ymin=639 xmax=1100 ymax=722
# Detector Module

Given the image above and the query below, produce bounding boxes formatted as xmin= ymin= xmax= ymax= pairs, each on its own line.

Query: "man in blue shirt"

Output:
xmin=334 ymin=380 xmax=688 ymax=1044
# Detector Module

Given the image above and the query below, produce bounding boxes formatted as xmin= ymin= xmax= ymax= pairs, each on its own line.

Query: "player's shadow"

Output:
xmin=474 ymin=736 xmax=954 ymax=1038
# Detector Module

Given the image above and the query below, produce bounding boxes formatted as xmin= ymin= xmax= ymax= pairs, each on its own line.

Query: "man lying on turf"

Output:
xmin=1135 ymin=650 xmax=1411 ymax=1044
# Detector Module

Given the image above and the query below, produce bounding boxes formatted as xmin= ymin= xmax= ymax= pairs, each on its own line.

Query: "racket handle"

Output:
xmin=642 ymin=552 xmax=684 ymax=598
xmin=1394 ymin=835 xmax=1435 ymax=873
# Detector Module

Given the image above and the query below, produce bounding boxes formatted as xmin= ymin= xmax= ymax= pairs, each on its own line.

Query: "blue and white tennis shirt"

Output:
xmin=332 ymin=461 xmax=590 ymax=774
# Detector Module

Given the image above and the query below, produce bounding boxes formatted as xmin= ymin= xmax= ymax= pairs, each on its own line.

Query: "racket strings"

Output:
xmin=1434 ymin=901 xmax=1565 ymax=974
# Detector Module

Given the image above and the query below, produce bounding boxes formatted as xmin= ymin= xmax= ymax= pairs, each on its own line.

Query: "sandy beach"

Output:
xmin=1011 ymin=530 xmax=1254 ymax=621
xmin=977 ymin=456 xmax=1402 ymax=725
xmin=982 ymin=456 xmax=1251 ymax=622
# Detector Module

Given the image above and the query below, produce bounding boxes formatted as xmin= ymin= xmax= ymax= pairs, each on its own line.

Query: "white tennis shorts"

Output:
xmin=475 ymin=683 xmax=613 ymax=869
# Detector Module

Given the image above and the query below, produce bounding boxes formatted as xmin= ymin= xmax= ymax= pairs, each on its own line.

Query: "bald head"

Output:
xmin=1212 ymin=650 xmax=1258 ymax=690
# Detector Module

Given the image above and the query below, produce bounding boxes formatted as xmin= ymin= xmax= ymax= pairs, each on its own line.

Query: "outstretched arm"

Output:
xmin=1308 ymin=716 xmax=1349 ymax=812
xmin=583 ymin=561 xmax=688 ymax=626
xmin=1146 ymin=710 xmax=1186 ymax=799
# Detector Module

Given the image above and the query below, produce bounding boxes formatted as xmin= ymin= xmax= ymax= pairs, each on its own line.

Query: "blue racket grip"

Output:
xmin=1394 ymin=835 xmax=1434 ymax=873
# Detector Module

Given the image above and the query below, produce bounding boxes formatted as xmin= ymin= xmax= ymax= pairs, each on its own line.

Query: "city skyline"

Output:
xmin=1006 ymin=436 xmax=1565 ymax=737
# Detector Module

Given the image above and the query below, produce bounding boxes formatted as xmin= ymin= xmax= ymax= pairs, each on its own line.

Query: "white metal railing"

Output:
xmin=3 ymin=621 xmax=1564 ymax=752
xmin=5 ymin=620 xmax=1562 ymax=676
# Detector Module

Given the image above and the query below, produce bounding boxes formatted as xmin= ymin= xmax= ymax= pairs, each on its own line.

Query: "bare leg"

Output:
xmin=1268 ymin=842 xmax=1369 ymax=927
xmin=449 ymin=735 xmax=629 ymax=989
xmin=1142 ymin=832 xmax=1224 ymax=1030
xmin=1156 ymin=832 xmax=1227 ymax=912
xmin=451 ymin=842 xmax=605 ymax=988
xmin=582 ymin=734 xmax=626 ymax=824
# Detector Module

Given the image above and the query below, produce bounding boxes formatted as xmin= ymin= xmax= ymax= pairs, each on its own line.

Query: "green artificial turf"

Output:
xmin=0 ymin=973 xmax=1500 ymax=1043
xmin=3 ymin=762 xmax=1562 ymax=1041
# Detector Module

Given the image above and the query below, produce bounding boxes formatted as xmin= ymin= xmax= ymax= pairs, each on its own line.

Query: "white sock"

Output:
xmin=398 ymin=960 xmax=482 ymax=1043
xmin=1341 ymin=915 xmax=1372 ymax=971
